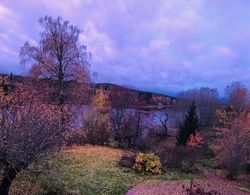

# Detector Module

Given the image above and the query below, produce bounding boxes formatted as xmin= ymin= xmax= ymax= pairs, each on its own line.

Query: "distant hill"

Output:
xmin=95 ymin=83 xmax=174 ymax=99
xmin=95 ymin=83 xmax=176 ymax=109
xmin=0 ymin=74 xmax=176 ymax=108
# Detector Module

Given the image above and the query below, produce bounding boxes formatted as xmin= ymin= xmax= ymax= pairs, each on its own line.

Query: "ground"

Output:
xmin=127 ymin=175 xmax=250 ymax=195
xmin=9 ymin=145 xmax=250 ymax=195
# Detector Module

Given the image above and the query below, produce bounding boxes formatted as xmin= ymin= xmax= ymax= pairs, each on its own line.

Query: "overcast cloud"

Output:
xmin=0 ymin=0 xmax=250 ymax=94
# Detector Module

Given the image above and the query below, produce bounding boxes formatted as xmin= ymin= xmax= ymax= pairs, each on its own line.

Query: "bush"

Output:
xmin=186 ymin=132 xmax=204 ymax=148
xmin=136 ymin=126 xmax=167 ymax=152
xmin=118 ymin=152 xmax=136 ymax=168
xmin=153 ymin=142 xmax=202 ymax=173
xmin=64 ymin=129 xmax=87 ymax=146
xmin=108 ymin=140 xmax=120 ymax=148
xmin=133 ymin=153 xmax=162 ymax=174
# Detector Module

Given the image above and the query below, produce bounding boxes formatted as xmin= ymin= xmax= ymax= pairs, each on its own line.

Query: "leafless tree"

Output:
xmin=153 ymin=112 xmax=169 ymax=136
xmin=19 ymin=15 xmax=92 ymax=140
xmin=225 ymin=82 xmax=249 ymax=111
xmin=177 ymin=87 xmax=221 ymax=127
xmin=109 ymin=86 xmax=136 ymax=145
xmin=20 ymin=16 xmax=91 ymax=107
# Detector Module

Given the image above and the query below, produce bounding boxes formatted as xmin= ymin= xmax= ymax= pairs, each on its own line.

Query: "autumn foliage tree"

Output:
xmin=0 ymin=76 xmax=63 ymax=195
xmin=20 ymin=16 xmax=90 ymax=115
xmin=0 ymin=16 xmax=91 ymax=195
xmin=212 ymin=83 xmax=250 ymax=179
xmin=214 ymin=110 xmax=250 ymax=179
xmin=84 ymin=89 xmax=113 ymax=144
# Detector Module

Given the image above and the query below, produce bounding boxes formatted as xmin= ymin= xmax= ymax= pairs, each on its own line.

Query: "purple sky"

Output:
xmin=0 ymin=0 xmax=250 ymax=95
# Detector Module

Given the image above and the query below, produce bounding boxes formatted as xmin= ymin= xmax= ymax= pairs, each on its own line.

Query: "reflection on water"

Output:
xmin=74 ymin=105 xmax=183 ymax=136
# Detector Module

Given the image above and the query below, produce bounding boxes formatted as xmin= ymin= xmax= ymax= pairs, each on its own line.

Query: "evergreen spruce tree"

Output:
xmin=176 ymin=101 xmax=199 ymax=146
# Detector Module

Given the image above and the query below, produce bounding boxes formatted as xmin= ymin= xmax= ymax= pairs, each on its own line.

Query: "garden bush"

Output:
xmin=118 ymin=152 xmax=136 ymax=168
xmin=133 ymin=153 xmax=162 ymax=174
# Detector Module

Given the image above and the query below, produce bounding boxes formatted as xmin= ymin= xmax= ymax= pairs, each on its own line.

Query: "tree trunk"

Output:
xmin=0 ymin=169 xmax=17 ymax=195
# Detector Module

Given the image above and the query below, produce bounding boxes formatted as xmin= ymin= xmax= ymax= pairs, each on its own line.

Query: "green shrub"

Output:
xmin=108 ymin=140 xmax=119 ymax=148
xmin=133 ymin=153 xmax=162 ymax=174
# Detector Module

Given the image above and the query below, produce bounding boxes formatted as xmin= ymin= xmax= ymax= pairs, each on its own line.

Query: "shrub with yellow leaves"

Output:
xmin=134 ymin=153 xmax=162 ymax=174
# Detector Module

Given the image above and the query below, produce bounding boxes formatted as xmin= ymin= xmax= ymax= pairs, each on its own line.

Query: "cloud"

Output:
xmin=80 ymin=21 xmax=118 ymax=63
xmin=213 ymin=47 xmax=238 ymax=59
xmin=0 ymin=0 xmax=250 ymax=95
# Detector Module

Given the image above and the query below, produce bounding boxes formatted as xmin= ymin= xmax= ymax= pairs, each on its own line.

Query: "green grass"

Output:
xmin=12 ymin=145 xmax=198 ymax=195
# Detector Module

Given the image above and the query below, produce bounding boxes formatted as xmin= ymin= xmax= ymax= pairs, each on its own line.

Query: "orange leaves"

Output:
xmin=20 ymin=16 xmax=90 ymax=84
xmin=84 ymin=89 xmax=113 ymax=144
xmin=92 ymin=89 xmax=111 ymax=114
xmin=213 ymin=109 xmax=250 ymax=178
xmin=0 ymin=75 xmax=63 ymax=163
xmin=187 ymin=131 xmax=204 ymax=148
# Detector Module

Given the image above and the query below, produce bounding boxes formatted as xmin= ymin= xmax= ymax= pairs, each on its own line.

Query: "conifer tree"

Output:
xmin=176 ymin=101 xmax=199 ymax=146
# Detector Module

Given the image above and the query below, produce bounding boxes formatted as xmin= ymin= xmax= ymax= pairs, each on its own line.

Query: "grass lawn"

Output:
xmin=10 ymin=145 xmax=197 ymax=195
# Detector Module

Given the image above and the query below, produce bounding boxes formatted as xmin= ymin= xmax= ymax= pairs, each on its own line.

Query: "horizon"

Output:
xmin=0 ymin=0 xmax=250 ymax=95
